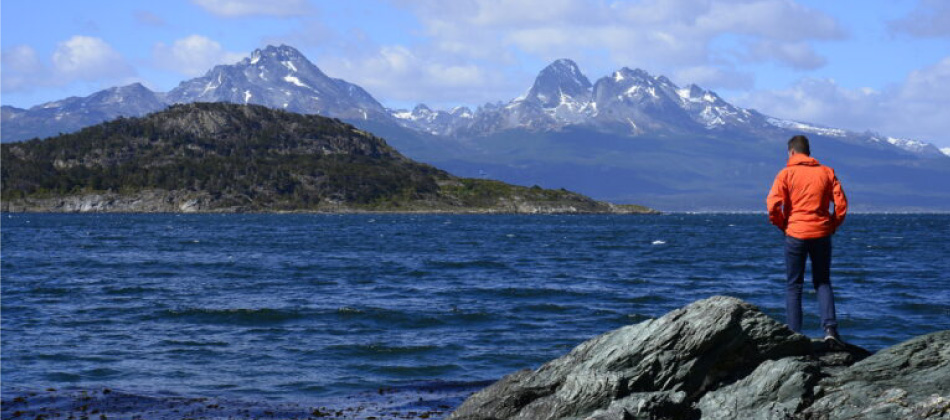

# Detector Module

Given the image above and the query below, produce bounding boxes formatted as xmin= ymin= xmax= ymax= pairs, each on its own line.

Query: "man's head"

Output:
xmin=788 ymin=135 xmax=811 ymax=156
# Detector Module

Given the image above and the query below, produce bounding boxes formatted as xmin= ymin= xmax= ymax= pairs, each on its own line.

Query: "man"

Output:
xmin=767 ymin=135 xmax=848 ymax=346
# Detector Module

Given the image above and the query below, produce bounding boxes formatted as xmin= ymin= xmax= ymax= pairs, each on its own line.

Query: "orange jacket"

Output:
xmin=767 ymin=154 xmax=847 ymax=239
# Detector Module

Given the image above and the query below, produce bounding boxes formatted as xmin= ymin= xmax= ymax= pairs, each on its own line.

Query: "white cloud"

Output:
xmin=747 ymin=40 xmax=826 ymax=70
xmin=153 ymin=35 xmax=245 ymax=76
xmin=191 ymin=0 xmax=309 ymax=17
xmin=900 ymin=56 xmax=950 ymax=102
xmin=739 ymin=78 xmax=884 ymax=129
xmin=51 ymin=36 xmax=134 ymax=81
xmin=1 ymin=45 xmax=46 ymax=92
xmin=276 ymin=0 xmax=846 ymax=109
xmin=738 ymin=56 xmax=950 ymax=147
xmin=889 ymin=0 xmax=950 ymax=38
xmin=2 ymin=37 xmax=136 ymax=94
xmin=694 ymin=0 xmax=843 ymax=41
xmin=317 ymin=45 xmax=513 ymax=107
xmin=382 ymin=0 xmax=844 ymax=97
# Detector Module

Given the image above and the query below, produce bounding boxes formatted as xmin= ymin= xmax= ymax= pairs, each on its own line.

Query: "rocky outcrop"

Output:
xmin=804 ymin=330 xmax=950 ymax=419
xmin=449 ymin=296 xmax=950 ymax=420
xmin=696 ymin=357 xmax=820 ymax=419
xmin=0 ymin=190 xmax=219 ymax=213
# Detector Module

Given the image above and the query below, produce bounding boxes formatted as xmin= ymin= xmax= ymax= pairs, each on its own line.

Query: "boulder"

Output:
xmin=448 ymin=296 xmax=812 ymax=420
xmin=450 ymin=296 xmax=949 ymax=419
xmin=803 ymin=330 xmax=950 ymax=420
xmin=697 ymin=357 xmax=820 ymax=419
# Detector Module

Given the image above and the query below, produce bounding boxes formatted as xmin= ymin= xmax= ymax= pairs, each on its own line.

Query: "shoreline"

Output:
xmin=0 ymin=191 xmax=658 ymax=215
xmin=7 ymin=208 xmax=950 ymax=215
xmin=0 ymin=205 xmax=659 ymax=215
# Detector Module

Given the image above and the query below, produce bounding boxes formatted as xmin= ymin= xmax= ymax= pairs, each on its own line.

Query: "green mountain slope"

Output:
xmin=1 ymin=103 xmax=652 ymax=214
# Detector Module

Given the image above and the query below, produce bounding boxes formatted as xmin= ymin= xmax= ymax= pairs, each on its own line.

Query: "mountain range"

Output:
xmin=3 ymin=44 xmax=948 ymax=211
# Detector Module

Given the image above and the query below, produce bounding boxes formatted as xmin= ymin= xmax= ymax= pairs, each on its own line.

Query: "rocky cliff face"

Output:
xmin=449 ymin=296 xmax=949 ymax=420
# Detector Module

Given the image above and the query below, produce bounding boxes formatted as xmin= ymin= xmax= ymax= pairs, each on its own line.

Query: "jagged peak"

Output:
xmin=612 ymin=67 xmax=654 ymax=83
xmin=117 ymin=82 xmax=147 ymax=89
xmin=110 ymin=82 xmax=153 ymax=93
xmin=450 ymin=106 xmax=473 ymax=116
xmin=551 ymin=58 xmax=579 ymax=67
xmin=525 ymin=58 xmax=593 ymax=108
xmin=243 ymin=44 xmax=314 ymax=70
xmin=412 ymin=103 xmax=432 ymax=113
xmin=546 ymin=58 xmax=583 ymax=74
xmin=252 ymin=44 xmax=304 ymax=60
xmin=535 ymin=58 xmax=591 ymax=88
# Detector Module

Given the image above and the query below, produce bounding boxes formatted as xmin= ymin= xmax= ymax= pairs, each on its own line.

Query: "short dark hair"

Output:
xmin=788 ymin=135 xmax=810 ymax=155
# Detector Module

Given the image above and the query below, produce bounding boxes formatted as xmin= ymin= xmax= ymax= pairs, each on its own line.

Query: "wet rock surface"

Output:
xmin=449 ymin=296 xmax=950 ymax=420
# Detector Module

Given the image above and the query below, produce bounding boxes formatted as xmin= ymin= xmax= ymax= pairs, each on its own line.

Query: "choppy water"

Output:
xmin=2 ymin=213 xmax=948 ymax=406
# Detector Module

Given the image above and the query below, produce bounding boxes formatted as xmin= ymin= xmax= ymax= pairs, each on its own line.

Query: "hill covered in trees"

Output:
xmin=1 ymin=103 xmax=651 ymax=213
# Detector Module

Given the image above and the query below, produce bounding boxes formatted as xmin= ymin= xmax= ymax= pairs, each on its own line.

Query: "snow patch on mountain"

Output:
xmin=283 ymin=75 xmax=309 ymax=88
xmin=767 ymin=118 xmax=848 ymax=137
xmin=886 ymin=137 xmax=931 ymax=153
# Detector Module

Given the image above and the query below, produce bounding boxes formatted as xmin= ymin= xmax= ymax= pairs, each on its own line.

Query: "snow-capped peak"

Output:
xmin=163 ymin=44 xmax=386 ymax=121
xmin=525 ymin=59 xmax=592 ymax=108
xmin=615 ymin=67 xmax=652 ymax=81
xmin=245 ymin=45 xmax=307 ymax=68
xmin=941 ymin=147 xmax=950 ymax=157
xmin=547 ymin=59 xmax=588 ymax=86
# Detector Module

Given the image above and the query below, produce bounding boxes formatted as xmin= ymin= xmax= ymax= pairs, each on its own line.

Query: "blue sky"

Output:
xmin=2 ymin=0 xmax=949 ymax=148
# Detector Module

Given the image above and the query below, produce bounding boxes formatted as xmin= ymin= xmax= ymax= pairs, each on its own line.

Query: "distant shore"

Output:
xmin=0 ymin=190 xmax=658 ymax=215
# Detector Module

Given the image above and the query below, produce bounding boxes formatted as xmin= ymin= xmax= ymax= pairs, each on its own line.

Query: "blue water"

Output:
xmin=2 ymin=214 xmax=948 ymax=405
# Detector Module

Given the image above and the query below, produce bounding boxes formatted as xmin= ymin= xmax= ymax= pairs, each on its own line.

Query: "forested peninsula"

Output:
xmin=1 ymin=103 xmax=653 ymax=214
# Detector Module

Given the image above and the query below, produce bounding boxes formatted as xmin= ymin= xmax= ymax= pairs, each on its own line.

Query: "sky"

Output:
xmin=2 ymin=0 xmax=949 ymax=148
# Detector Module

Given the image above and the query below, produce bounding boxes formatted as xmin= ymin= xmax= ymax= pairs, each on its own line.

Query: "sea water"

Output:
xmin=2 ymin=213 xmax=948 ymax=406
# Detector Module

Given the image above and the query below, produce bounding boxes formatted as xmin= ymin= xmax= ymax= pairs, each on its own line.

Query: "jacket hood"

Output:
xmin=787 ymin=154 xmax=819 ymax=167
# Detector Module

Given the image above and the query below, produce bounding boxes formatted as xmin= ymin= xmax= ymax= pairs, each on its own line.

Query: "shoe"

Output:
xmin=824 ymin=327 xmax=845 ymax=349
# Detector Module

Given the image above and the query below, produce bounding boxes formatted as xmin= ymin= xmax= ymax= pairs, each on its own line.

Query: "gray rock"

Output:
xmin=450 ymin=295 xmax=949 ymax=420
xmin=448 ymin=296 xmax=812 ymax=420
xmin=0 ymin=190 xmax=225 ymax=213
xmin=585 ymin=391 xmax=687 ymax=420
xmin=697 ymin=357 xmax=820 ymax=419
xmin=803 ymin=330 xmax=950 ymax=420
xmin=810 ymin=339 xmax=873 ymax=379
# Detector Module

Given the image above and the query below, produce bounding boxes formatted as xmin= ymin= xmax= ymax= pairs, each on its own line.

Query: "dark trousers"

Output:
xmin=785 ymin=235 xmax=837 ymax=332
